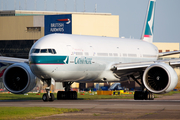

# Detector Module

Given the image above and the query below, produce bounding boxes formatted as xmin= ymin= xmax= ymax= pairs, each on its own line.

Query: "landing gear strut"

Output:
xmin=42 ymin=79 xmax=55 ymax=102
xmin=57 ymin=82 xmax=77 ymax=100
xmin=129 ymin=75 xmax=154 ymax=100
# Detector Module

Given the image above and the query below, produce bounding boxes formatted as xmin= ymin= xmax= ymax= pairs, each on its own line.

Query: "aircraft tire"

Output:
xmin=145 ymin=91 xmax=150 ymax=100
xmin=49 ymin=93 xmax=55 ymax=101
xmin=57 ymin=91 xmax=65 ymax=100
xmin=134 ymin=91 xmax=144 ymax=100
xmin=145 ymin=92 xmax=154 ymax=100
xmin=73 ymin=91 xmax=77 ymax=100
xmin=57 ymin=91 xmax=77 ymax=100
xmin=70 ymin=91 xmax=77 ymax=99
xmin=42 ymin=93 xmax=49 ymax=102
xmin=149 ymin=93 xmax=154 ymax=100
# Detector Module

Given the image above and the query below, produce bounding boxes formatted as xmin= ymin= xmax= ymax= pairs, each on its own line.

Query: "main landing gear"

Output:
xmin=134 ymin=91 xmax=154 ymax=100
xmin=42 ymin=79 xmax=55 ymax=102
xmin=57 ymin=82 xmax=77 ymax=100
xmin=129 ymin=75 xmax=154 ymax=100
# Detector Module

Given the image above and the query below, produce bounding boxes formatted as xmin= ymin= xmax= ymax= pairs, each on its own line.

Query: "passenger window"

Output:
xmin=41 ymin=49 xmax=48 ymax=53
xmin=52 ymin=49 xmax=57 ymax=54
xmin=34 ymin=49 xmax=40 ymax=53
xmin=48 ymin=49 xmax=53 ymax=54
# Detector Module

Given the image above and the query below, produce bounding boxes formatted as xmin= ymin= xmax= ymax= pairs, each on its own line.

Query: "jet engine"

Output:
xmin=3 ymin=63 xmax=36 ymax=94
xmin=143 ymin=63 xmax=178 ymax=94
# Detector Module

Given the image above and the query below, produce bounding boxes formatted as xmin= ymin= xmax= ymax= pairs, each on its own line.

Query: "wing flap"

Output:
xmin=112 ymin=61 xmax=154 ymax=71
xmin=168 ymin=59 xmax=180 ymax=67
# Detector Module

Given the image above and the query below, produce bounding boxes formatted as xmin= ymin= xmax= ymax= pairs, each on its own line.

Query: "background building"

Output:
xmin=0 ymin=10 xmax=119 ymax=91
xmin=0 ymin=10 xmax=119 ymax=58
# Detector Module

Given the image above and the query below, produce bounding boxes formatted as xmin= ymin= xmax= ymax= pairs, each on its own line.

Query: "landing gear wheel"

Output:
xmin=151 ymin=93 xmax=155 ymax=100
xmin=57 ymin=91 xmax=65 ymax=100
xmin=148 ymin=92 xmax=154 ymax=100
xmin=42 ymin=93 xmax=49 ymax=102
xmin=134 ymin=91 xmax=144 ymax=100
xmin=49 ymin=93 xmax=55 ymax=101
xmin=71 ymin=91 xmax=77 ymax=99
xmin=144 ymin=92 xmax=154 ymax=100
xmin=129 ymin=74 xmax=155 ymax=101
xmin=57 ymin=91 xmax=77 ymax=100
xmin=134 ymin=91 xmax=154 ymax=100
xmin=72 ymin=91 xmax=77 ymax=99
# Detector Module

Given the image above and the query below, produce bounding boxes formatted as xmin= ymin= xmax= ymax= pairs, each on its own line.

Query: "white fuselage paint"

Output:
xmin=29 ymin=34 xmax=158 ymax=82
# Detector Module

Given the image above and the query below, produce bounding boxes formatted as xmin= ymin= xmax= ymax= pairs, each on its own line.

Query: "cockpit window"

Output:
xmin=33 ymin=49 xmax=40 ymax=53
xmin=48 ymin=49 xmax=53 ymax=53
xmin=31 ymin=49 xmax=35 ymax=53
xmin=40 ymin=49 xmax=48 ymax=53
xmin=52 ymin=49 xmax=57 ymax=54
xmin=31 ymin=48 xmax=57 ymax=54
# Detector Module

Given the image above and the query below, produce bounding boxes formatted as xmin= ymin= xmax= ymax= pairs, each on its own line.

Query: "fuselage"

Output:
xmin=29 ymin=33 xmax=158 ymax=82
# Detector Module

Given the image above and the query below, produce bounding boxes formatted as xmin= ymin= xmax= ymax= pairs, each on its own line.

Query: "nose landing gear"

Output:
xmin=42 ymin=79 xmax=55 ymax=102
xmin=42 ymin=87 xmax=55 ymax=102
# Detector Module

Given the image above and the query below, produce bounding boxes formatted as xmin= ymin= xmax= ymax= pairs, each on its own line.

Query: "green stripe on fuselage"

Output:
xmin=30 ymin=56 xmax=69 ymax=64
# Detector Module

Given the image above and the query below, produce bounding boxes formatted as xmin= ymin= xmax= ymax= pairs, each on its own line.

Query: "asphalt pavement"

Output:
xmin=0 ymin=93 xmax=180 ymax=120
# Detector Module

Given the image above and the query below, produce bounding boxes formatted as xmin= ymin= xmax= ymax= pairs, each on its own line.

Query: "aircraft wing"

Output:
xmin=158 ymin=50 xmax=180 ymax=57
xmin=0 ymin=56 xmax=28 ymax=64
xmin=111 ymin=58 xmax=180 ymax=77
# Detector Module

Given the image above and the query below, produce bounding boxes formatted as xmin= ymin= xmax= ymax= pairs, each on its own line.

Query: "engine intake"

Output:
xmin=3 ymin=63 xmax=36 ymax=94
xmin=143 ymin=63 xmax=178 ymax=94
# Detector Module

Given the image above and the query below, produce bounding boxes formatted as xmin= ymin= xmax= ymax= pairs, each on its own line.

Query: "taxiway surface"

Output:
xmin=0 ymin=93 xmax=180 ymax=120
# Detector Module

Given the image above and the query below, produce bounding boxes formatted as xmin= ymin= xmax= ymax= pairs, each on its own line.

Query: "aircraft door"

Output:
xmin=89 ymin=46 xmax=94 ymax=56
xmin=137 ymin=47 xmax=143 ymax=58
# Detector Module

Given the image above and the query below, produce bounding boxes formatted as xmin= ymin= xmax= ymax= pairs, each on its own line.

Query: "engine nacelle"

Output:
xmin=143 ymin=63 xmax=178 ymax=94
xmin=3 ymin=63 xmax=36 ymax=94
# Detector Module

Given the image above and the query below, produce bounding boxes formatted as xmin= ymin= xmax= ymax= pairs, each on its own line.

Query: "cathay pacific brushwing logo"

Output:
xmin=63 ymin=56 xmax=69 ymax=64
xmin=148 ymin=3 xmax=154 ymax=36
xmin=144 ymin=1 xmax=155 ymax=37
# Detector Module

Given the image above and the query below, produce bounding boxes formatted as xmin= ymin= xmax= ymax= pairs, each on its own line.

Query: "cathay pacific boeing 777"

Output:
xmin=1 ymin=0 xmax=180 ymax=101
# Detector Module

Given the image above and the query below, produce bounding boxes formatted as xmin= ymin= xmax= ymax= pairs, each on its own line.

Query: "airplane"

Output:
xmin=1 ymin=0 xmax=180 ymax=101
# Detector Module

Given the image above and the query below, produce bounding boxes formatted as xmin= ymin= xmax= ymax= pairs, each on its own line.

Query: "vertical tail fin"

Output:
xmin=141 ymin=0 xmax=156 ymax=43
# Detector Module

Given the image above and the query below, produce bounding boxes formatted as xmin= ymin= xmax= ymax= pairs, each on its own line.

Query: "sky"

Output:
xmin=1 ymin=0 xmax=180 ymax=43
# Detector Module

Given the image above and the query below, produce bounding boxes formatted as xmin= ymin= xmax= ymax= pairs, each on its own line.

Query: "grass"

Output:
xmin=0 ymin=91 xmax=180 ymax=100
xmin=93 ymin=113 xmax=100 ymax=116
xmin=0 ymin=107 xmax=81 ymax=120
xmin=0 ymin=92 xmax=134 ymax=100
xmin=0 ymin=93 xmax=47 ymax=100
xmin=155 ymin=91 xmax=180 ymax=98
xmin=159 ymin=91 xmax=180 ymax=96
xmin=78 ymin=92 xmax=134 ymax=100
